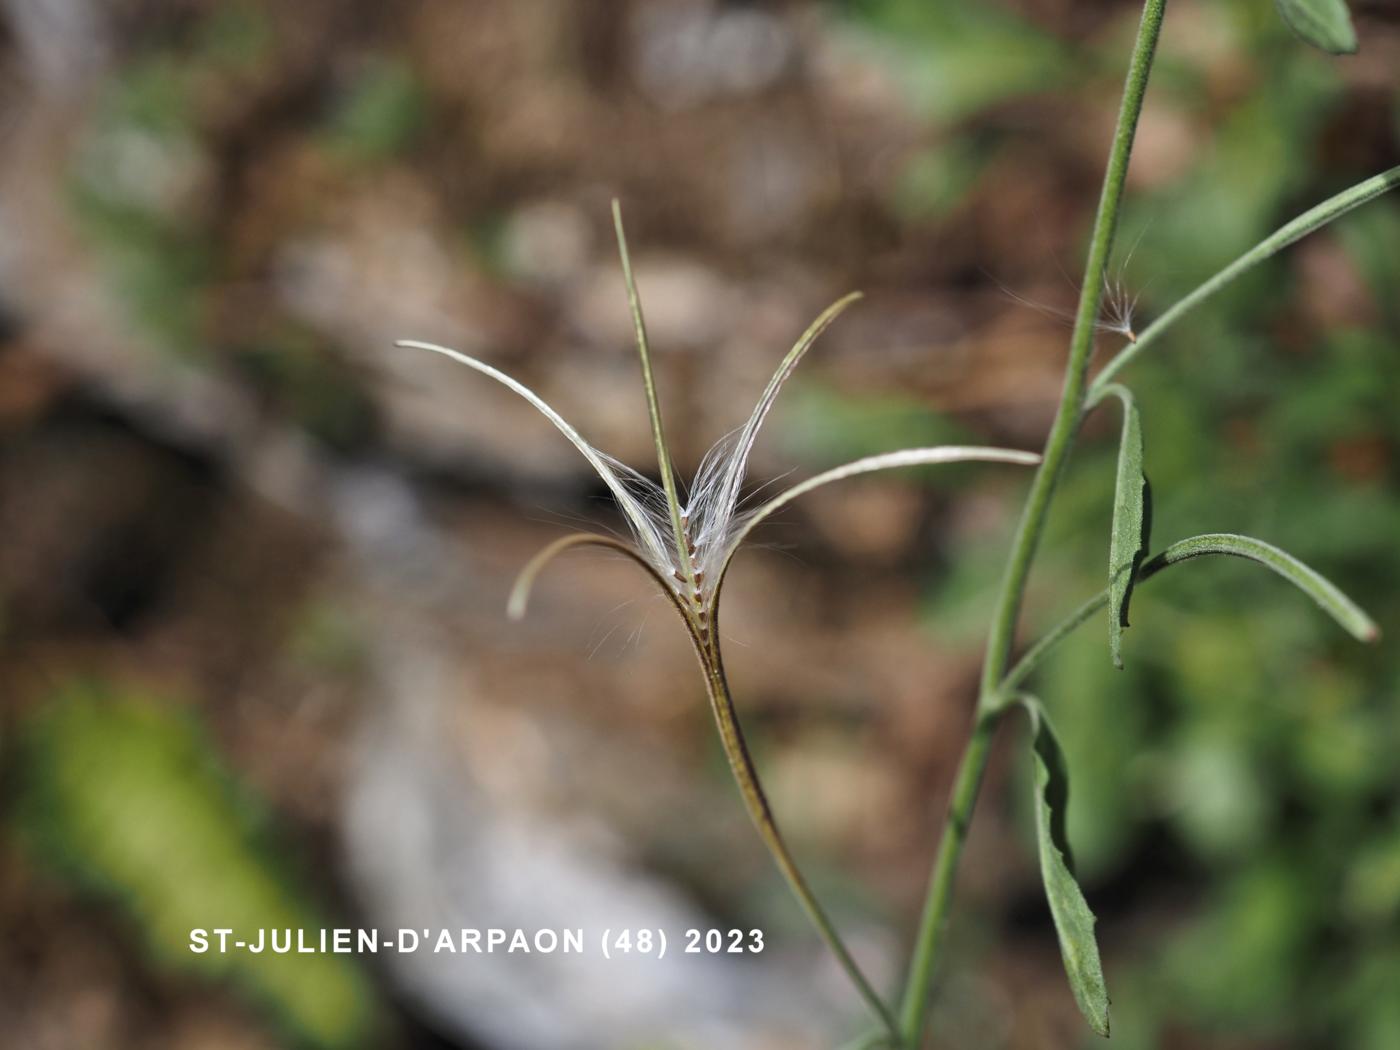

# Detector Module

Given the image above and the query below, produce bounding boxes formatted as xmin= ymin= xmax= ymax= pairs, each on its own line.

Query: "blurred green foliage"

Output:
xmin=235 ymin=327 xmax=379 ymax=451
xmin=62 ymin=2 xmax=274 ymax=355
xmin=11 ymin=681 xmax=385 ymax=1049
xmin=196 ymin=2 xmax=276 ymax=71
xmin=67 ymin=52 xmax=215 ymax=354
xmin=784 ymin=385 xmax=973 ymax=464
xmin=838 ymin=0 xmax=1071 ymax=124
xmin=321 ymin=59 xmax=429 ymax=168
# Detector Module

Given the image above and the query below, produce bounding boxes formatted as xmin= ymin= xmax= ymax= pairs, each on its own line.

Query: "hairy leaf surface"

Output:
xmin=1012 ymin=695 xmax=1110 ymax=1037
xmin=1275 ymin=0 xmax=1357 ymax=55
xmin=1141 ymin=533 xmax=1378 ymax=642
xmin=1099 ymin=385 xmax=1151 ymax=668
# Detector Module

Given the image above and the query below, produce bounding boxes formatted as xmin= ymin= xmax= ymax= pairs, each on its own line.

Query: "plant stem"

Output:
xmin=703 ymin=653 xmax=901 ymax=1040
xmin=979 ymin=0 xmax=1166 ymax=701
xmin=897 ymin=2 xmax=1167 ymax=1043
xmin=895 ymin=714 xmax=995 ymax=1040
xmin=1001 ymin=590 xmax=1110 ymax=694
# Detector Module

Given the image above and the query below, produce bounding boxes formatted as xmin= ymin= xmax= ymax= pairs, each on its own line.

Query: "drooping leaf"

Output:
xmin=1010 ymin=694 xmax=1110 ymax=1037
xmin=1099 ymin=385 xmax=1151 ymax=668
xmin=1015 ymin=698 xmax=1112 ymax=1034
xmin=1140 ymin=533 xmax=1379 ymax=642
xmin=1275 ymin=0 xmax=1358 ymax=55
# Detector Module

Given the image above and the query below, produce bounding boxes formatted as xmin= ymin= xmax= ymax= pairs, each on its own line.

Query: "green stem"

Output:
xmin=978 ymin=0 xmax=1166 ymax=701
xmin=703 ymin=653 xmax=901 ymax=1040
xmin=1091 ymin=164 xmax=1400 ymax=395
xmin=896 ymin=714 xmax=996 ymax=1040
xmin=897 ymin=2 xmax=1167 ymax=1043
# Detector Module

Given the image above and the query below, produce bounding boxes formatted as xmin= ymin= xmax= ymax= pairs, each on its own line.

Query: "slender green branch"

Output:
xmin=896 ymin=714 xmax=997 ymax=1041
xmin=702 ymin=652 xmax=901 ymax=1039
xmin=1091 ymin=164 xmax=1400 ymax=394
xmin=898 ymin=3 xmax=1167 ymax=1043
xmin=1002 ymin=591 xmax=1111 ymax=694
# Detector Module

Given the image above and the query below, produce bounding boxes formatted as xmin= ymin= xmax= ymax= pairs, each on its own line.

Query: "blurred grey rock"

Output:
xmin=344 ymin=673 xmax=821 ymax=1050
xmin=501 ymin=199 xmax=595 ymax=288
xmin=632 ymin=2 xmax=795 ymax=111
xmin=571 ymin=254 xmax=743 ymax=353
xmin=334 ymin=515 xmax=838 ymax=1047
xmin=3 ymin=0 xmax=108 ymax=97
xmin=723 ymin=125 xmax=826 ymax=243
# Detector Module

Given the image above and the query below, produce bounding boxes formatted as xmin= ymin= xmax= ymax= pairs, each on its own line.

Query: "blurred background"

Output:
xmin=0 ymin=1 xmax=1397 ymax=1047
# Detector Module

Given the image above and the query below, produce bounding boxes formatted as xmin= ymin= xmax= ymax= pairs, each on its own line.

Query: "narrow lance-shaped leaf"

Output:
xmin=1098 ymin=384 xmax=1151 ymax=669
xmin=1139 ymin=533 xmax=1379 ymax=642
xmin=1275 ymin=0 xmax=1358 ymax=55
xmin=1010 ymin=694 xmax=1110 ymax=1038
